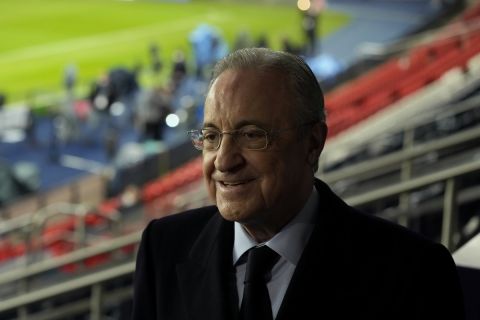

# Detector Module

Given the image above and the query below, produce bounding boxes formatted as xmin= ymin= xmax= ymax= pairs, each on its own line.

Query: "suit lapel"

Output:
xmin=276 ymin=179 xmax=349 ymax=319
xmin=176 ymin=213 xmax=238 ymax=320
xmin=276 ymin=223 xmax=340 ymax=319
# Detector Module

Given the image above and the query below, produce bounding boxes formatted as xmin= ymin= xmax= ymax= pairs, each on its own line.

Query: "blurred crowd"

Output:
xmin=0 ymin=18 xmax=327 ymax=205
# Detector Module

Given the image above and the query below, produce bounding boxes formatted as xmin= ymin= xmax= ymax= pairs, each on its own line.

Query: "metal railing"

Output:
xmin=319 ymin=93 xmax=480 ymax=184
xmin=319 ymin=124 xmax=480 ymax=184
xmin=345 ymin=159 xmax=480 ymax=251
xmin=0 ymin=155 xmax=479 ymax=319
xmin=0 ymin=231 xmax=140 ymax=320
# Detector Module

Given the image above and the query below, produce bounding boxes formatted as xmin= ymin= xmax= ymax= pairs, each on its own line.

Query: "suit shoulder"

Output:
xmin=139 ymin=205 xmax=219 ymax=261
xmin=146 ymin=205 xmax=218 ymax=236
xmin=346 ymin=207 xmax=443 ymax=255
xmin=316 ymin=178 xmax=438 ymax=252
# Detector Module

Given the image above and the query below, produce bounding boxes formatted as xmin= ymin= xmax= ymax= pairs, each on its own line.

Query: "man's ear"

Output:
xmin=308 ymin=122 xmax=327 ymax=165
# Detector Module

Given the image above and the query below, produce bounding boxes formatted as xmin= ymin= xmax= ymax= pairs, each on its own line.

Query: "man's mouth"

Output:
xmin=219 ymin=179 xmax=254 ymax=187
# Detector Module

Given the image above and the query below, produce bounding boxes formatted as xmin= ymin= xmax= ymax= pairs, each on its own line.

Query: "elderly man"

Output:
xmin=132 ymin=48 xmax=464 ymax=320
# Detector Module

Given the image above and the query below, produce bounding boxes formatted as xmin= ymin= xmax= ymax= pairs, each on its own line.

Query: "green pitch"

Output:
xmin=0 ymin=0 xmax=350 ymax=105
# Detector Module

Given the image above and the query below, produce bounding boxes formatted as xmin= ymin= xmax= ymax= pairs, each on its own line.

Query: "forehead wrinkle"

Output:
xmin=204 ymin=69 xmax=293 ymax=130
xmin=204 ymin=70 xmax=243 ymax=126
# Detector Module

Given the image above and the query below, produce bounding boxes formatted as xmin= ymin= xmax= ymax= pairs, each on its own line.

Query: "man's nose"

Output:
xmin=213 ymin=134 xmax=245 ymax=172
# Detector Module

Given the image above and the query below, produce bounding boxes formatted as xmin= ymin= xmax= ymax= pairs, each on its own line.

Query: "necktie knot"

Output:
xmin=244 ymin=245 xmax=280 ymax=284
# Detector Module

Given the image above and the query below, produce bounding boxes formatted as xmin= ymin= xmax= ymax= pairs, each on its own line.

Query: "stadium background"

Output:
xmin=1 ymin=0 xmax=480 ymax=319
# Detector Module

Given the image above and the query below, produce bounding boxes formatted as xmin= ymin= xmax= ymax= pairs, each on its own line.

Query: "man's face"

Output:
xmin=202 ymin=68 xmax=319 ymax=234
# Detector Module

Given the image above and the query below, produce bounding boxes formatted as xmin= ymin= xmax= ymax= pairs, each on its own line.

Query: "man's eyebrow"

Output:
xmin=202 ymin=122 xmax=219 ymax=129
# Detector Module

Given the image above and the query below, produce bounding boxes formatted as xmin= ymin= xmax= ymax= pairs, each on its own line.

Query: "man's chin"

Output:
xmin=217 ymin=200 xmax=254 ymax=222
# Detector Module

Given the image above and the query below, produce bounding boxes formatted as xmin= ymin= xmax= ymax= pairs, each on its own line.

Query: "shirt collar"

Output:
xmin=233 ymin=188 xmax=319 ymax=265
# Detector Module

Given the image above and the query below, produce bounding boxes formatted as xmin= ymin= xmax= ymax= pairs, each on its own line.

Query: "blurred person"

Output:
xmin=281 ymin=35 xmax=301 ymax=55
xmin=48 ymin=113 xmax=61 ymax=163
xmin=0 ymin=92 xmax=6 ymax=108
xmin=104 ymin=126 xmax=119 ymax=161
xmin=108 ymin=67 xmax=139 ymax=104
xmin=89 ymin=74 xmax=112 ymax=113
xmin=132 ymin=48 xmax=465 ymax=320
xmin=256 ymin=33 xmax=270 ymax=48
xmin=190 ymin=24 xmax=228 ymax=79
xmin=149 ymin=42 xmax=163 ymax=76
xmin=302 ymin=9 xmax=318 ymax=56
xmin=63 ymin=63 xmax=77 ymax=96
xmin=25 ymin=104 xmax=37 ymax=146
xmin=170 ymin=50 xmax=188 ymax=92
xmin=136 ymin=87 xmax=172 ymax=141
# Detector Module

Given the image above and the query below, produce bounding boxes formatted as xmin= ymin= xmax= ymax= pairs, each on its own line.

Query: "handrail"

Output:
xmin=345 ymin=159 xmax=480 ymax=206
xmin=0 ymin=202 xmax=117 ymax=236
xmin=0 ymin=202 xmax=85 ymax=236
xmin=0 ymin=231 xmax=141 ymax=287
xmin=418 ymin=94 xmax=480 ymax=128
xmin=0 ymin=261 xmax=135 ymax=313
xmin=319 ymin=124 xmax=480 ymax=183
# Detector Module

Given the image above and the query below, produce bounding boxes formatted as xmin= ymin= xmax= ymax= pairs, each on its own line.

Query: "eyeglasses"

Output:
xmin=187 ymin=122 xmax=317 ymax=151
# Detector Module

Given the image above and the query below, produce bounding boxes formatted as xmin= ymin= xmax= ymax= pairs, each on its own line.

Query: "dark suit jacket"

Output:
xmin=132 ymin=179 xmax=464 ymax=320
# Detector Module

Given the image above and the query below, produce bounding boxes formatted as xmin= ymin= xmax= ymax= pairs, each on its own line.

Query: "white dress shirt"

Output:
xmin=233 ymin=188 xmax=319 ymax=319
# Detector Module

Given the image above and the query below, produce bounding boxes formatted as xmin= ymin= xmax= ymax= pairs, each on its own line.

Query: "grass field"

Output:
xmin=0 ymin=0 xmax=350 ymax=105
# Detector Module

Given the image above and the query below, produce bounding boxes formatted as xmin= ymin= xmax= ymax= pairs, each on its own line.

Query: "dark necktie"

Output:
xmin=239 ymin=245 xmax=280 ymax=320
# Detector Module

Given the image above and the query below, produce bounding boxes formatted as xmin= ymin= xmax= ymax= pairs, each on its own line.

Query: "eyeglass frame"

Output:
xmin=187 ymin=121 xmax=318 ymax=151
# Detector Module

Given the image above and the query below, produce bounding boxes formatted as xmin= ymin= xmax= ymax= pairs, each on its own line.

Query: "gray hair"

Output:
xmin=209 ymin=47 xmax=326 ymax=125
